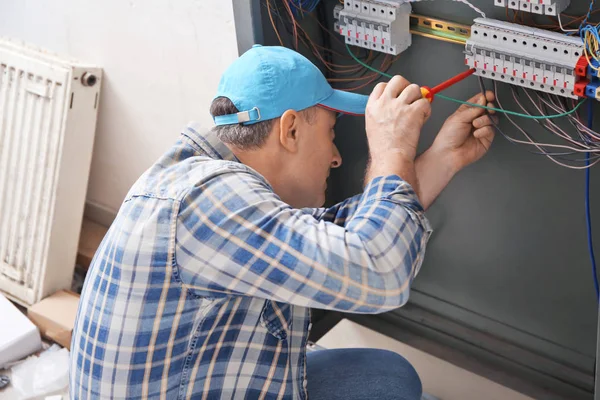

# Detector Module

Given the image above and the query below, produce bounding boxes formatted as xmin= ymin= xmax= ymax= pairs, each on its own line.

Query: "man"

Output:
xmin=70 ymin=45 xmax=496 ymax=400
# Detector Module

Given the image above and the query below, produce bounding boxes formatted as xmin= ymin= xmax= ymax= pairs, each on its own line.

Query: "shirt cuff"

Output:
xmin=362 ymin=175 xmax=423 ymax=212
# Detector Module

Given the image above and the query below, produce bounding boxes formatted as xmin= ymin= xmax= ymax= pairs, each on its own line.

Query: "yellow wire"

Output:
xmin=585 ymin=31 xmax=600 ymax=71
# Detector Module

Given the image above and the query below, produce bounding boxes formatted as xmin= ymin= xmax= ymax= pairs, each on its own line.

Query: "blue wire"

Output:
xmin=289 ymin=0 xmax=321 ymax=17
xmin=581 ymin=0 xmax=597 ymax=30
xmin=585 ymin=100 xmax=599 ymax=301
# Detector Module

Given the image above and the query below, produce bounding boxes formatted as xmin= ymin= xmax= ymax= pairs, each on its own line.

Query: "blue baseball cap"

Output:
xmin=212 ymin=45 xmax=369 ymax=126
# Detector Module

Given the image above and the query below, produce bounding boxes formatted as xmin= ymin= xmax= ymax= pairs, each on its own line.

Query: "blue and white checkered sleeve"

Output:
xmin=176 ymin=166 xmax=432 ymax=313
xmin=302 ymin=194 xmax=363 ymax=226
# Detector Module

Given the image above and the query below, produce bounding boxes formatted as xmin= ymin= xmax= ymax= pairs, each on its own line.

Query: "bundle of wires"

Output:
xmin=289 ymin=0 xmax=321 ymax=16
xmin=265 ymin=0 xmax=400 ymax=91
xmin=581 ymin=22 xmax=600 ymax=72
xmin=493 ymin=82 xmax=600 ymax=169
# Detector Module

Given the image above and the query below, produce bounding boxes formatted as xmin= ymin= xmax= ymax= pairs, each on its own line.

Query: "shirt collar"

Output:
xmin=182 ymin=121 xmax=239 ymax=162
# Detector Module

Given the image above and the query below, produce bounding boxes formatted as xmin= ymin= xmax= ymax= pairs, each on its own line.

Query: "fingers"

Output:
xmin=453 ymin=93 xmax=489 ymax=121
xmin=474 ymin=126 xmax=496 ymax=148
xmin=481 ymin=90 xmax=495 ymax=103
xmin=411 ymin=98 xmax=432 ymax=119
xmin=473 ymin=114 xmax=499 ymax=129
xmin=384 ymin=75 xmax=411 ymax=98
xmin=398 ymin=83 xmax=423 ymax=104
xmin=369 ymin=82 xmax=387 ymax=103
xmin=451 ymin=90 xmax=496 ymax=122
xmin=457 ymin=90 xmax=495 ymax=110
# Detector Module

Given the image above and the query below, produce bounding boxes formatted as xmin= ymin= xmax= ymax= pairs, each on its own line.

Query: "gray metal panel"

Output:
xmin=232 ymin=0 xmax=263 ymax=55
xmin=332 ymin=31 xmax=600 ymax=362
xmin=232 ymin=0 xmax=599 ymax=393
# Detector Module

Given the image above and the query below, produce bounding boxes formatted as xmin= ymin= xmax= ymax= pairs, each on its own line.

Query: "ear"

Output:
xmin=278 ymin=109 xmax=301 ymax=153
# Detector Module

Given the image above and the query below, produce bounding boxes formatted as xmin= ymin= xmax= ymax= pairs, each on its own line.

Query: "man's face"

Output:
xmin=292 ymin=107 xmax=342 ymax=208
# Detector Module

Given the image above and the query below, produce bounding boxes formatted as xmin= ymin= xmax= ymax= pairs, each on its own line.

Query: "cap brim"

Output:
xmin=318 ymin=90 xmax=368 ymax=116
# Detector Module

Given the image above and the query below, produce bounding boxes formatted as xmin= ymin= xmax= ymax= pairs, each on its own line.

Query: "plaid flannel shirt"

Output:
xmin=70 ymin=122 xmax=432 ymax=400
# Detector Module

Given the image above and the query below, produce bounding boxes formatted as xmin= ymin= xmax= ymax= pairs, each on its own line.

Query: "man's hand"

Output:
xmin=431 ymin=91 xmax=497 ymax=174
xmin=365 ymin=76 xmax=432 ymax=190
xmin=414 ymin=91 xmax=497 ymax=210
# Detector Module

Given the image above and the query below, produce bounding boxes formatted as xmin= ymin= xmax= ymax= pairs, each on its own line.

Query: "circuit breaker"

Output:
xmin=465 ymin=18 xmax=585 ymax=99
xmin=494 ymin=0 xmax=570 ymax=16
xmin=333 ymin=0 xmax=412 ymax=55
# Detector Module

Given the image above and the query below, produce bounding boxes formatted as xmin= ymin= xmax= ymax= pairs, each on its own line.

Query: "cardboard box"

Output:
xmin=27 ymin=290 xmax=80 ymax=350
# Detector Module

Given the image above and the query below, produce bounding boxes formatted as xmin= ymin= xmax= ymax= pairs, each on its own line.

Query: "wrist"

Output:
xmin=366 ymin=155 xmax=418 ymax=191
xmin=368 ymin=154 xmax=414 ymax=177
xmin=428 ymin=142 xmax=463 ymax=176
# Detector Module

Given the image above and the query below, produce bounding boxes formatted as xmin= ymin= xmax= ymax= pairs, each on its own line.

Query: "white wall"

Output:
xmin=0 ymin=0 xmax=239 ymax=218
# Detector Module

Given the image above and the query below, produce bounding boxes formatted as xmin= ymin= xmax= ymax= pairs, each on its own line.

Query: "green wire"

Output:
xmin=345 ymin=43 xmax=586 ymax=120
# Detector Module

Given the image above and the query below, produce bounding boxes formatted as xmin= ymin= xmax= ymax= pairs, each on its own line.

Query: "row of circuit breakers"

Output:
xmin=332 ymin=0 xmax=600 ymax=100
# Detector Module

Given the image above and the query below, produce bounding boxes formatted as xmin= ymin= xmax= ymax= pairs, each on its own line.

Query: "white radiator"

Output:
xmin=0 ymin=38 xmax=101 ymax=306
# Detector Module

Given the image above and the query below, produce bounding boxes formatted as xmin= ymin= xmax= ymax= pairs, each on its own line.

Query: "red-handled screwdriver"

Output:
xmin=420 ymin=68 xmax=477 ymax=103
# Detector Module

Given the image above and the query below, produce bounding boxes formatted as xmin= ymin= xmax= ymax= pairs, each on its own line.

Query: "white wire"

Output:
xmin=557 ymin=13 xmax=579 ymax=33
xmin=454 ymin=0 xmax=486 ymax=18
xmin=406 ymin=0 xmax=485 ymax=18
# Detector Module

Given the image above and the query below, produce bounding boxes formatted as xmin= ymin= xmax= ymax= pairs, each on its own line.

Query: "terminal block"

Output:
xmin=465 ymin=18 xmax=585 ymax=99
xmin=333 ymin=0 xmax=412 ymax=55
xmin=494 ymin=0 xmax=570 ymax=16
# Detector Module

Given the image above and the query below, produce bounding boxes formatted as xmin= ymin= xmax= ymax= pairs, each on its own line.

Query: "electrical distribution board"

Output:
xmin=333 ymin=0 xmax=412 ymax=55
xmin=494 ymin=0 xmax=570 ymax=16
xmin=465 ymin=18 xmax=587 ymax=99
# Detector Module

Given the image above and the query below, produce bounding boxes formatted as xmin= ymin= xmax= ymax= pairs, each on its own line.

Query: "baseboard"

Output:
xmin=84 ymin=201 xmax=117 ymax=227
xmin=407 ymin=289 xmax=594 ymax=372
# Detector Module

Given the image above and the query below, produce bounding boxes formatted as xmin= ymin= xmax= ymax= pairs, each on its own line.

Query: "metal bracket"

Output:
xmin=409 ymin=14 xmax=471 ymax=45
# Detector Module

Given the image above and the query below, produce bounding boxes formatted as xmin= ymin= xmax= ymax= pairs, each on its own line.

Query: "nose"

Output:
xmin=331 ymin=145 xmax=342 ymax=168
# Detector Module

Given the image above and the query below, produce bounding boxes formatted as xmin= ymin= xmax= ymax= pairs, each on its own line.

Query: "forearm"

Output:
xmin=365 ymin=155 xmax=419 ymax=197
xmin=414 ymin=145 xmax=459 ymax=210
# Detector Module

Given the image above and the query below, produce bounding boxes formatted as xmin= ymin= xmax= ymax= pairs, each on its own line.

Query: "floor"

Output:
xmin=316 ymin=319 xmax=535 ymax=400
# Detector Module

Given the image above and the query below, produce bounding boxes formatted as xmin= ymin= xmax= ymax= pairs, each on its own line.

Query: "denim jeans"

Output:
xmin=306 ymin=348 xmax=423 ymax=400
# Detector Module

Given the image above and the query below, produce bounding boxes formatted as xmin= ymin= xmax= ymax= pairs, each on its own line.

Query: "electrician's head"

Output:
xmin=210 ymin=45 xmax=366 ymax=208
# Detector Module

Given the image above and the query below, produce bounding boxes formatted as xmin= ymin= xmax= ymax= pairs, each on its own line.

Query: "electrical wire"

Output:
xmin=268 ymin=0 xmax=371 ymax=77
xmin=266 ymin=0 xmax=284 ymax=46
xmin=407 ymin=0 xmax=485 ymax=18
xmin=267 ymin=0 xmax=405 ymax=92
xmin=585 ymin=100 xmax=599 ymax=301
xmin=558 ymin=13 xmax=579 ymax=33
xmin=479 ymin=79 xmax=591 ymax=161
xmin=516 ymin=89 xmax=600 ymax=151
xmin=581 ymin=24 xmax=600 ymax=71
xmin=345 ymin=43 xmax=587 ymax=119
xmin=289 ymin=0 xmax=321 ymax=16
xmin=495 ymin=82 xmax=600 ymax=168
xmin=581 ymin=0 xmax=598 ymax=30
xmin=436 ymin=92 xmax=585 ymax=119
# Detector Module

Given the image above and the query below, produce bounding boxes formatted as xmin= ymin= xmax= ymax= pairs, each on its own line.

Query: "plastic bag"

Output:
xmin=11 ymin=344 xmax=69 ymax=399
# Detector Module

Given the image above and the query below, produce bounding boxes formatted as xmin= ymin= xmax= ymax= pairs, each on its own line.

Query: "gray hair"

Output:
xmin=210 ymin=97 xmax=317 ymax=150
